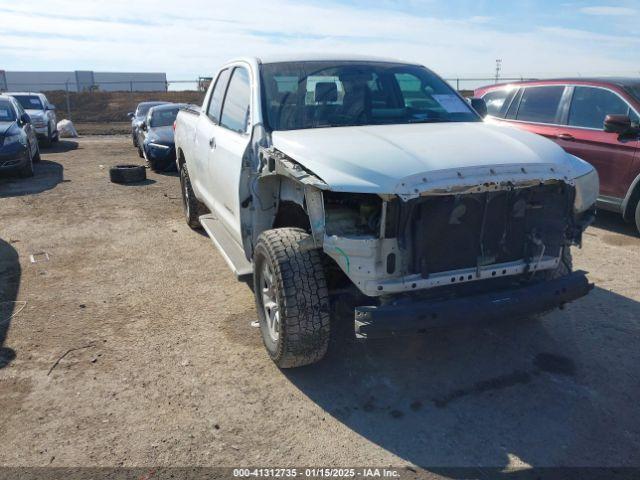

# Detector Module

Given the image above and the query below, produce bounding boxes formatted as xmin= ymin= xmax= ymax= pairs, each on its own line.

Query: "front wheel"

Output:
xmin=17 ymin=150 xmax=34 ymax=178
xmin=33 ymin=143 xmax=41 ymax=162
xmin=634 ymin=201 xmax=640 ymax=237
xmin=253 ymin=228 xmax=331 ymax=368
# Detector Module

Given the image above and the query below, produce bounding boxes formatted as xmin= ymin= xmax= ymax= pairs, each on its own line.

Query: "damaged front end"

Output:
xmin=258 ymin=147 xmax=596 ymax=337
xmin=322 ymin=180 xmax=594 ymax=295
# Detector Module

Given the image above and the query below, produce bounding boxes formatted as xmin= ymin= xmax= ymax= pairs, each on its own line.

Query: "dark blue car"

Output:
xmin=127 ymin=101 xmax=168 ymax=148
xmin=137 ymin=103 xmax=190 ymax=172
xmin=0 ymin=95 xmax=40 ymax=178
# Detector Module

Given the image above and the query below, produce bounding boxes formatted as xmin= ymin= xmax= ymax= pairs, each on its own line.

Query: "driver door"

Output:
xmin=554 ymin=86 xmax=640 ymax=199
xmin=208 ymin=66 xmax=252 ymax=244
xmin=192 ymin=68 xmax=231 ymax=208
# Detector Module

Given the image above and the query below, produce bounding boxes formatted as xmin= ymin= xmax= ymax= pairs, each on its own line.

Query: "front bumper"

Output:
xmin=145 ymin=143 xmax=176 ymax=170
xmin=354 ymin=271 xmax=593 ymax=338
xmin=0 ymin=142 xmax=29 ymax=171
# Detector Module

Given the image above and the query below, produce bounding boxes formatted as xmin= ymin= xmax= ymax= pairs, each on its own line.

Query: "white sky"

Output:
xmin=1 ymin=0 xmax=639 ymax=86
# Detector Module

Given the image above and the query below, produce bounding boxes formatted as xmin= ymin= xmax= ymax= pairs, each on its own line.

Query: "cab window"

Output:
xmin=220 ymin=67 xmax=251 ymax=133
xmin=207 ymin=68 xmax=231 ymax=124
xmin=568 ymin=86 xmax=638 ymax=129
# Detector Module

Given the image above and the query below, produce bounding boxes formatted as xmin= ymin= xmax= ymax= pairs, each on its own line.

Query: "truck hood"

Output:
xmin=271 ymin=122 xmax=587 ymax=196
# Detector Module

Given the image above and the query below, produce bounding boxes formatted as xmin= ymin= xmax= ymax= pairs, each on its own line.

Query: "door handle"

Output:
xmin=209 ymin=137 xmax=216 ymax=149
xmin=556 ymin=133 xmax=574 ymax=141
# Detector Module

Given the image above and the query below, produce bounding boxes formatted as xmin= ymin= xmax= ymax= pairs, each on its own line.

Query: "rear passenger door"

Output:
xmin=554 ymin=86 xmax=640 ymax=199
xmin=192 ymin=68 xmax=231 ymax=205
xmin=209 ymin=66 xmax=252 ymax=243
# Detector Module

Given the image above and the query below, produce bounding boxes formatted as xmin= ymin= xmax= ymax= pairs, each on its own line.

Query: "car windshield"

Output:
xmin=0 ymin=100 xmax=17 ymax=122
xmin=260 ymin=61 xmax=479 ymax=131
xmin=149 ymin=107 xmax=180 ymax=127
xmin=625 ymin=85 xmax=640 ymax=105
xmin=12 ymin=95 xmax=43 ymax=110
xmin=136 ymin=102 xmax=165 ymax=118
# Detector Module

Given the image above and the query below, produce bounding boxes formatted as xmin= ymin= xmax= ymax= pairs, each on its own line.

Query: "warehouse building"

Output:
xmin=0 ymin=70 xmax=167 ymax=92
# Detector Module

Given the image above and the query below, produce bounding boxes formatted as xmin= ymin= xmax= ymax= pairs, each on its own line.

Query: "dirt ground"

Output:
xmin=0 ymin=136 xmax=639 ymax=474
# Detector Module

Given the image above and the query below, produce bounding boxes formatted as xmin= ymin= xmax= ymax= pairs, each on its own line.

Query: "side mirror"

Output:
xmin=140 ymin=122 xmax=147 ymax=131
xmin=47 ymin=104 xmax=56 ymax=111
xmin=127 ymin=112 xmax=135 ymax=119
xmin=20 ymin=113 xmax=31 ymax=124
xmin=604 ymin=114 xmax=631 ymax=134
xmin=470 ymin=97 xmax=488 ymax=118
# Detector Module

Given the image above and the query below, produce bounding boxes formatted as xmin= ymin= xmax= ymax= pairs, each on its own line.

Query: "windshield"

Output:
xmin=625 ymin=85 xmax=640 ymax=105
xmin=136 ymin=102 xmax=165 ymax=118
xmin=260 ymin=61 xmax=479 ymax=131
xmin=13 ymin=95 xmax=43 ymax=111
xmin=149 ymin=107 xmax=180 ymax=127
xmin=0 ymin=100 xmax=17 ymax=122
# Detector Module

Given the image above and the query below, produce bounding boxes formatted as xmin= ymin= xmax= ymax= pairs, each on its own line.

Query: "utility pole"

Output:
xmin=495 ymin=59 xmax=502 ymax=84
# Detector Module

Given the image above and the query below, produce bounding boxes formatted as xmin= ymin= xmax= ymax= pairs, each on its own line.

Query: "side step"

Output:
xmin=199 ymin=214 xmax=253 ymax=280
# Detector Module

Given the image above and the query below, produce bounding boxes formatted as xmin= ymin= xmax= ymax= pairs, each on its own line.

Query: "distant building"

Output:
xmin=0 ymin=70 xmax=167 ymax=92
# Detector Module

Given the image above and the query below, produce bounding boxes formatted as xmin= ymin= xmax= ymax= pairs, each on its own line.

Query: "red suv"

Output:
xmin=475 ymin=78 xmax=640 ymax=234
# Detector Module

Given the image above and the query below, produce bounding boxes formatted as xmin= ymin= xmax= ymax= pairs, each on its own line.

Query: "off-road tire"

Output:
xmin=109 ymin=164 xmax=146 ymax=184
xmin=138 ymin=145 xmax=144 ymax=158
xmin=253 ymin=228 xmax=331 ymax=368
xmin=179 ymin=164 xmax=204 ymax=229
xmin=635 ymin=201 xmax=640 ymax=237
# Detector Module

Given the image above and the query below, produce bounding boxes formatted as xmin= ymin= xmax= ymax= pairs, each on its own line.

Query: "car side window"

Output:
xmin=515 ymin=86 xmax=565 ymax=124
xmin=220 ymin=67 xmax=251 ymax=134
xmin=568 ymin=86 xmax=637 ymax=129
xmin=207 ymin=68 xmax=231 ymax=124
xmin=483 ymin=89 xmax=511 ymax=117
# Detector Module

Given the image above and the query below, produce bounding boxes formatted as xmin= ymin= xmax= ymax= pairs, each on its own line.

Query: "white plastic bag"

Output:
xmin=57 ymin=119 xmax=78 ymax=138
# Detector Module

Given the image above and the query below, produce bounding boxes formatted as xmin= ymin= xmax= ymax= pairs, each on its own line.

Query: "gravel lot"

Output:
xmin=0 ymin=136 xmax=639 ymax=474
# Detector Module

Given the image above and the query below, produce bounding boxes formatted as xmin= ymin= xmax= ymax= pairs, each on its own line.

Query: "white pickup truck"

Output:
xmin=174 ymin=55 xmax=598 ymax=368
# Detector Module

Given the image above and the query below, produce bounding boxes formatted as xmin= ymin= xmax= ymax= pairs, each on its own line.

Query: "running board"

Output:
xmin=199 ymin=214 xmax=253 ymax=280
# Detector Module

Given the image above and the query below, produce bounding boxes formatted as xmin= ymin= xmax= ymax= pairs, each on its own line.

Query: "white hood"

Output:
xmin=271 ymin=122 xmax=589 ymax=196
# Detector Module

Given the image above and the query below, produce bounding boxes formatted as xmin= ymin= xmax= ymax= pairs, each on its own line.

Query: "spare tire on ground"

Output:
xmin=110 ymin=164 xmax=146 ymax=184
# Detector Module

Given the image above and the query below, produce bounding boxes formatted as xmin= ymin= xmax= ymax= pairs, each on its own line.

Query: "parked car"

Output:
xmin=174 ymin=55 xmax=598 ymax=368
xmin=127 ymin=101 xmax=168 ymax=147
xmin=0 ymin=94 xmax=41 ymax=177
xmin=137 ymin=103 xmax=189 ymax=172
xmin=4 ymin=92 xmax=58 ymax=147
xmin=475 ymin=78 xmax=640 ymax=233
